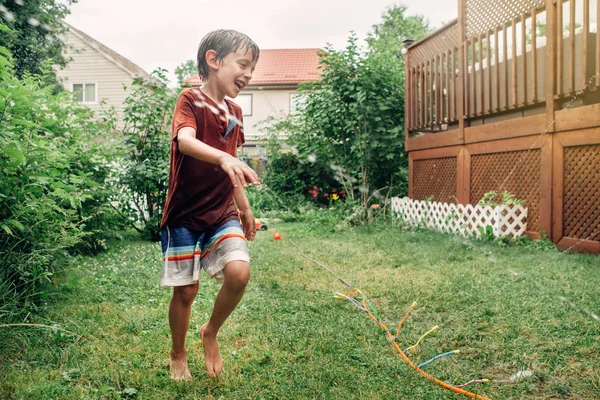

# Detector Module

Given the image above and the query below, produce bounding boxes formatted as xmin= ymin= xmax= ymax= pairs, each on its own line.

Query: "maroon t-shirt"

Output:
xmin=160 ymin=88 xmax=245 ymax=231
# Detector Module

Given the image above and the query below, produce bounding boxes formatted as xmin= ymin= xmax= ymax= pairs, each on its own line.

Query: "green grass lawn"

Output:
xmin=1 ymin=222 xmax=599 ymax=399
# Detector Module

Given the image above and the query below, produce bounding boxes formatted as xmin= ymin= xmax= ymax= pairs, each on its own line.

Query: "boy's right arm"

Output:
xmin=177 ymin=127 xmax=260 ymax=188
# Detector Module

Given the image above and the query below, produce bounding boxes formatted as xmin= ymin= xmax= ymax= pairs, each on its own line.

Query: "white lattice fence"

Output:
xmin=391 ymin=197 xmax=528 ymax=238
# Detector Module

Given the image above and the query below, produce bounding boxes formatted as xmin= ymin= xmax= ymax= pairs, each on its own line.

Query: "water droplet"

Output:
xmin=1 ymin=9 xmax=15 ymax=22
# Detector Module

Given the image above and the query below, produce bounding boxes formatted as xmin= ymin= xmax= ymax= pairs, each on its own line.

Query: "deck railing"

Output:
xmin=406 ymin=0 xmax=600 ymax=135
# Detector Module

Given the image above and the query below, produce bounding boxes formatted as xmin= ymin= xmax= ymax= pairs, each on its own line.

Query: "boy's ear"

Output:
xmin=205 ymin=50 xmax=220 ymax=71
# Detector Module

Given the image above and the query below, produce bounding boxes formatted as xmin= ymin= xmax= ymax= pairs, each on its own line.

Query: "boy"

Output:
xmin=160 ymin=29 xmax=260 ymax=380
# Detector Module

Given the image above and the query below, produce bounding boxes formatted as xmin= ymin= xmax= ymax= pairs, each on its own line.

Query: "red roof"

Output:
xmin=184 ymin=48 xmax=322 ymax=87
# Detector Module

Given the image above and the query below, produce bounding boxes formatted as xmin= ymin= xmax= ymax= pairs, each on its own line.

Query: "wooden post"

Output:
xmin=546 ymin=0 xmax=557 ymax=130
xmin=495 ymin=26 xmax=500 ymax=111
xmin=582 ymin=0 xmax=589 ymax=89
xmin=569 ymin=0 xmax=575 ymax=93
xmin=521 ymin=13 xmax=527 ymax=106
xmin=532 ymin=7 xmax=538 ymax=103
xmin=457 ymin=0 xmax=467 ymax=203
xmin=472 ymin=38 xmax=477 ymax=114
xmin=557 ymin=0 xmax=563 ymax=95
xmin=479 ymin=33 xmax=485 ymax=115
xmin=512 ymin=19 xmax=518 ymax=108
xmin=546 ymin=0 xmax=557 ymax=239
xmin=487 ymin=30 xmax=492 ymax=113
xmin=451 ymin=47 xmax=457 ymax=121
xmin=503 ymin=23 xmax=509 ymax=109
xmin=405 ymin=57 xmax=411 ymax=134
xmin=597 ymin=0 xmax=600 ymax=86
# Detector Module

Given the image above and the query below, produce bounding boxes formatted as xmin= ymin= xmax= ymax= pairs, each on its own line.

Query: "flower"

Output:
xmin=371 ymin=204 xmax=380 ymax=209
xmin=332 ymin=194 xmax=339 ymax=201
xmin=324 ymin=193 xmax=329 ymax=197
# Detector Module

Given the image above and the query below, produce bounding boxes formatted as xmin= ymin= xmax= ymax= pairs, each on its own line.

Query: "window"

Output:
xmin=233 ymin=94 xmax=252 ymax=116
xmin=289 ymin=93 xmax=307 ymax=114
xmin=72 ymin=83 xmax=97 ymax=103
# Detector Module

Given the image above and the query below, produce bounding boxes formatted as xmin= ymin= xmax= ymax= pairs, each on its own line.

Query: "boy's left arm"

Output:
xmin=233 ymin=185 xmax=256 ymax=241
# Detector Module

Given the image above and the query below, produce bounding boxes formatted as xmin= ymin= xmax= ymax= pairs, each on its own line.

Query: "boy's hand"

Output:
xmin=238 ymin=209 xmax=256 ymax=241
xmin=220 ymin=155 xmax=260 ymax=188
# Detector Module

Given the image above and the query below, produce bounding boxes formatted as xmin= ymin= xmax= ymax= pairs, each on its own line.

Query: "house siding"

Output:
xmin=236 ymin=87 xmax=297 ymax=143
xmin=55 ymin=30 xmax=136 ymax=117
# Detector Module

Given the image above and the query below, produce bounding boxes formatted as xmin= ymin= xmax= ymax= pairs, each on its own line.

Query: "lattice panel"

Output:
xmin=564 ymin=145 xmax=600 ymax=241
xmin=465 ymin=0 xmax=545 ymax=38
xmin=391 ymin=197 xmax=528 ymax=238
xmin=408 ymin=23 xmax=459 ymax=69
xmin=471 ymin=149 xmax=541 ymax=231
xmin=413 ymin=157 xmax=457 ymax=203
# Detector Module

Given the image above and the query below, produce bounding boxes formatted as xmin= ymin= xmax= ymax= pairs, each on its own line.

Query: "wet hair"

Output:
xmin=196 ymin=29 xmax=260 ymax=80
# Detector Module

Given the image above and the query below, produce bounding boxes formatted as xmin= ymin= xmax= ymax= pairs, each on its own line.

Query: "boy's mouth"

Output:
xmin=234 ymin=80 xmax=245 ymax=91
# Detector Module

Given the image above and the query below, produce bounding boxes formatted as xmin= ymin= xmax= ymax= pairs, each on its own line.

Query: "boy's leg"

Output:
xmin=169 ymin=283 xmax=199 ymax=380
xmin=161 ymin=225 xmax=203 ymax=381
xmin=201 ymin=260 xmax=250 ymax=377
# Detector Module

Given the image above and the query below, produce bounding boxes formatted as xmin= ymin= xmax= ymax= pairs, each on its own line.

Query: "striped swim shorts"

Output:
xmin=160 ymin=219 xmax=249 ymax=287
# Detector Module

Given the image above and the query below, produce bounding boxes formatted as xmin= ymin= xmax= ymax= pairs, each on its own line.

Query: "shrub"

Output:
xmin=0 ymin=34 xmax=122 ymax=320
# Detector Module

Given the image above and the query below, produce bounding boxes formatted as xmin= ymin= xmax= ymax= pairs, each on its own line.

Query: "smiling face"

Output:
xmin=207 ymin=48 xmax=258 ymax=100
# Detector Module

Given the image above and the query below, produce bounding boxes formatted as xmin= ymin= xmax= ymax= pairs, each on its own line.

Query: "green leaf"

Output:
xmin=3 ymin=142 xmax=25 ymax=166
xmin=1 ymin=224 xmax=13 ymax=236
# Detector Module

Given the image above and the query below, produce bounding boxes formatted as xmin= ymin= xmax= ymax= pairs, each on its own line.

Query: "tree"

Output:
xmin=0 ymin=0 xmax=75 ymax=80
xmin=174 ymin=59 xmax=197 ymax=87
xmin=367 ymin=4 xmax=430 ymax=55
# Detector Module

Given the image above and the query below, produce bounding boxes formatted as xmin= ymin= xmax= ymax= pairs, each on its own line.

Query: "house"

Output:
xmin=184 ymin=48 xmax=322 ymax=157
xmin=404 ymin=0 xmax=600 ymax=253
xmin=55 ymin=23 xmax=149 ymax=119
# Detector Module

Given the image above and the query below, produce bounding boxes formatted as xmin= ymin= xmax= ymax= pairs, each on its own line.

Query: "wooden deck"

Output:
xmin=405 ymin=0 xmax=600 ymax=252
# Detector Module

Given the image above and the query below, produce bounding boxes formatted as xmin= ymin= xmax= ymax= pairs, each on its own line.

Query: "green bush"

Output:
xmin=0 ymin=35 xmax=123 ymax=320
xmin=106 ymin=69 xmax=176 ymax=241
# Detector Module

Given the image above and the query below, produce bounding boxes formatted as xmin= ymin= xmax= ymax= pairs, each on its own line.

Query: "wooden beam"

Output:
xmin=406 ymin=131 xmax=463 ymax=151
xmin=466 ymin=134 xmax=546 ymax=155
xmin=407 ymin=145 xmax=463 ymax=160
xmin=464 ymin=113 xmax=547 ymax=143
xmin=555 ymin=103 xmax=600 ymax=131
xmin=557 ymin=237 xmax=600 ymax=253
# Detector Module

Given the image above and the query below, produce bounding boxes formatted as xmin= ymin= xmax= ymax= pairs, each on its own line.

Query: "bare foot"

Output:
xmin=170 ymin=350 xmax=192 ymax=381
xmin=200 ymin=323 xmax=223 ymax=377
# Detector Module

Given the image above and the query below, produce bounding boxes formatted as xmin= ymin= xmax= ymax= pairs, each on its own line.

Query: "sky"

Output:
xmin=64 ymin=0 xmax=457 ymax=85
